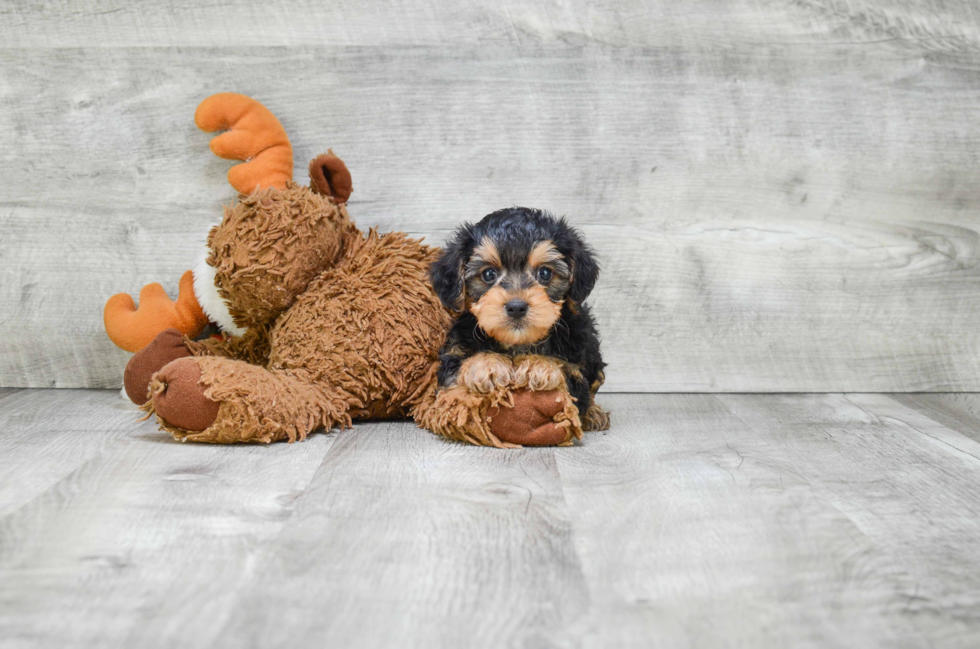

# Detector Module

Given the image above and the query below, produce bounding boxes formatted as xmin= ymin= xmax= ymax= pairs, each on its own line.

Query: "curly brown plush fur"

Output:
xmin=207 ymin=182 xmax=355 ymax=329
xmin=131 ymin=154 xmax=586 ymax=447
xmin=413 ymin=354 xmax=584 ymax=448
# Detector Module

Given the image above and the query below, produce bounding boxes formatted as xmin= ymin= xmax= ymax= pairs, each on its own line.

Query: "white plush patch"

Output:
xmin=194 ymin=248 xmax=247 ymax=337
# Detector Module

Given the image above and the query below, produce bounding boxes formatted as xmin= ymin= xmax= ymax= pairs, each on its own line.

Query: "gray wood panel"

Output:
xmin=0 ymin=389 xmax=137 ymax=517
xmin=4 ymin=0 xmax=980 ymax=50
xmin=556 ymin=393 xmax=980 ymax=647
xmin=0 ymin=390 xmax=337 ymax=649
xmin=891 ymin=393 xmax=980 ymax=444
xmin=213 ymin=423 xmax=588 ymax=648
xmin=3 ymin=3 xmax=980 ymax=391
xmin=4 ymin=391 xmax=980 ymax=647
xmin=718 ymin=393 xmax=980 ymax=647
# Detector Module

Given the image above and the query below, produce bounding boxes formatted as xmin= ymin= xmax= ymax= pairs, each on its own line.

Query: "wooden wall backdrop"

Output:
xmin=2 ymin=0 xmax=980 ymax=391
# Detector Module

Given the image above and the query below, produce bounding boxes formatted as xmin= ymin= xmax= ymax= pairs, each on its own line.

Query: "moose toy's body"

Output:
xmin=109 ymin=93 xmax=597 ymax=447
xmin=139 ymin=186 xmax=452 ymax=444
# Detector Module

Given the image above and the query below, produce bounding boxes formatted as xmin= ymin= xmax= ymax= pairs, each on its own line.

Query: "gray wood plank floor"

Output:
xmin=2 ymin=391 xmax=980 ymax=648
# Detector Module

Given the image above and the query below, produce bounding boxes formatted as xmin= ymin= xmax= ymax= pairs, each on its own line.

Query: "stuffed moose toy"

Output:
xmin=104 ymin=93 xmax=604 ymax=447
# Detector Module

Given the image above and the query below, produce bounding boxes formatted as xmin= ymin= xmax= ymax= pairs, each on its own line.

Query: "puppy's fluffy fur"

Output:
xmin=430 ymin=207 xmax=606 ymax=421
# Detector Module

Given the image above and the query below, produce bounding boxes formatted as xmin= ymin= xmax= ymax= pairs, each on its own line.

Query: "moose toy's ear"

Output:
xmin=309 ymin=151 xmax=353 ymax=203
xmin=556 ymin=220 xmax=599 ymax=304
xmin=430 ymin=225 xmax=475 ymax=312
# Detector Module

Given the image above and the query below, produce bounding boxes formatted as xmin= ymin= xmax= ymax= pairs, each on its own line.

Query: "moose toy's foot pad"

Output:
xmin=149 ymin=358 xmax=220 ymax=432
xmin=124 ymin=328 xmax=192 ymax=405
xmin=488 ymin=388 xmax=576 ymax=446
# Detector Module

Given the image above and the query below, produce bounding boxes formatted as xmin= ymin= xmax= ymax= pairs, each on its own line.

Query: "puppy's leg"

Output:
xmin=584 ymin=369 xmax=610 ymax=430
xmin=512 ymin=354 xmax=566 ymax=391
xmin=456 ymin=352 xmax=514 ymax=393
xmin=583 ymin=403 xmax=611 ymax=430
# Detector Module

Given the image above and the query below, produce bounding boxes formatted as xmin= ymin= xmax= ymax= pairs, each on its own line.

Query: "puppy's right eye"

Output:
xmin=481 ymin=268 xmax=498 ymax=284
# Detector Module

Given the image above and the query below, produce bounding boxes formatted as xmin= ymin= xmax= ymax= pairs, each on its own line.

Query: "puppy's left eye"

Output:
xmin=537 ymin=267 xmax=553 ymax=283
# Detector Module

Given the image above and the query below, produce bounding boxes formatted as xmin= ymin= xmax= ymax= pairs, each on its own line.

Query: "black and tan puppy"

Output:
xmin=430 ymin=207 xmax=609 ymax=430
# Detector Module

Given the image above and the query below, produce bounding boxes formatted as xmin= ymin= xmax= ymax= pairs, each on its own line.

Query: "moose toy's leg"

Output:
xmin=412 ymin=354 xmax=583 ymax=448
xmin=414 ymin=384 xmax=582 ymax=448
xmin=124 ymin=326 xmax=272 ymax=406
xmin=488 ymin=389 xmax=581 ymax=446
xmin=124 ymin=329 xmax=192 ymax=405
xmin=145 ymin=356 xmax=351 ymax=444
xmin=496 ymin=355 xmax=585 ymax=445
xmin=510 ymin=354 xmax=610 ymax=434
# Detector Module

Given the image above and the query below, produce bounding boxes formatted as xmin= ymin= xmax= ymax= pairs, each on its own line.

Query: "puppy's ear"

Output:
xmin=430 ymin=225 xmax=475 ymax=311
xmin=556 ymin=220 xmax=599 ymax=304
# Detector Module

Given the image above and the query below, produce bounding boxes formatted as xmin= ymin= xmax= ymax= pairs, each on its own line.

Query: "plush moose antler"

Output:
xmin=104 ymin=271 xmax=209 ymax=353
xmin=194 ymin=93 xmax=293 ymax=194
xmin=104 ymin=93 xmax=297 ymax=352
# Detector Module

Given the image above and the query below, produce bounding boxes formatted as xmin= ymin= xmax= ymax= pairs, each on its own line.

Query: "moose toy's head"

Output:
xmin=104 ymin=93 xmax=355 ymax=351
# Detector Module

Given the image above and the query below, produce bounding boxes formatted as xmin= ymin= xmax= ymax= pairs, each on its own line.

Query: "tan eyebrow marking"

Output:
xmin=528 ymin=240 xmax=561 ymax=268
xmin=473 ymin=237 xmax=501 ymax=266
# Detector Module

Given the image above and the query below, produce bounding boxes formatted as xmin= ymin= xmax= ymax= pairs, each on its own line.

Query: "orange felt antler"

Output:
xmin=195 ymin=93 xmax=293 ymax=194
xmin=104 ymin=270 xmax=209 ymax=353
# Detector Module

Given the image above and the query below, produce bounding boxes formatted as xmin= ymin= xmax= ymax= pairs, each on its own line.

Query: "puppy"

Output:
xmin=430 ymin=207 xmax=608 ymax=429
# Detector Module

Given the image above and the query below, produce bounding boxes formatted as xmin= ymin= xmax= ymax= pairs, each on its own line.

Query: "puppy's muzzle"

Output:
xmin=505 ymin=298 xmax=529 ymax=320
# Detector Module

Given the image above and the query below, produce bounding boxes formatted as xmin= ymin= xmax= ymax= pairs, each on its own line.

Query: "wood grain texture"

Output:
xmin=0 ymin=390 xmax=138 ymax=517
xmin=891 ymin=393 xmax=980 ymax=444
xmin=3 ymin=4 xmax=980 ymax=391
xmin=554 ymin=393 xmax=980 ymax=647
xmin=212 ymin=422 xmax=587 ymax=648
xmin=0 ymin=390 xmax=337 ymax=649
xmin=848 ymin=393 xmax=980 ymax=469
xmin=3 ymin=0 xmax=979 ymax=50
xmin=717 ymin=393 xmax=980 ymax=647
xmin=4 ymin=391 xmax=980 ymax=647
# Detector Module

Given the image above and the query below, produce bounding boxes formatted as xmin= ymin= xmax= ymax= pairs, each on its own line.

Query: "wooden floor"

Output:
xmin=2 ymin=390 xmax=980 ymax=648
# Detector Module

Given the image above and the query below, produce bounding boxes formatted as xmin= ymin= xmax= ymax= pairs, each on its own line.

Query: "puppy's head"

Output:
xmin=431 ymin=207 xmax=598 ymax=346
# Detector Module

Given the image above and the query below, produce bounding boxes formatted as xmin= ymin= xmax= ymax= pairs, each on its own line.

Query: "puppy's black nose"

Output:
xmin=505 ymin=299 xmax=529 ymax=319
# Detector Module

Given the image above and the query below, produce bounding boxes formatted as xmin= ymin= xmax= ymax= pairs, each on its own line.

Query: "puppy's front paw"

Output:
xmin=457 ymin=353 xmax=514 ymax=393
xmin=512 ymin=355 xmax=565 ymax=391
